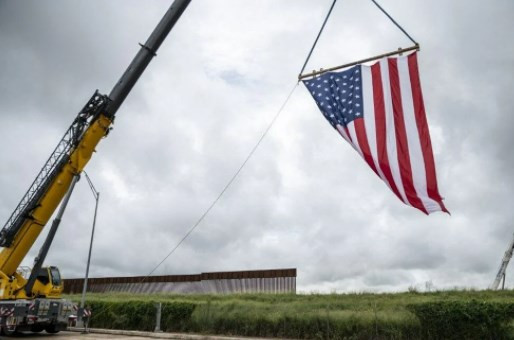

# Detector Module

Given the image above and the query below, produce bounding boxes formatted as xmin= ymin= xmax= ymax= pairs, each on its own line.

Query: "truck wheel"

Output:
xmin=31 ymin=325 xmax=44 ymax=333
xmin=45 ymin=325 xmax=60 ymax=334
xmin=1 ymin=326 xmax=18 ymax=336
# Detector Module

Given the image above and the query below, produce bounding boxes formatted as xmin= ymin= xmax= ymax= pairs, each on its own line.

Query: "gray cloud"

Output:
xmin=0 ymin=0 xmax=513 ymax=292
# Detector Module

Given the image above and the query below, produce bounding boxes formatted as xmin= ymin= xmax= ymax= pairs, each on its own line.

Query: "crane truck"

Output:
xmin=0 ymin=0 xmax=191 ymax=334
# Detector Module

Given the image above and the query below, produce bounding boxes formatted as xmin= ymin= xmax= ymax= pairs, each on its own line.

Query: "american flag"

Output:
xmin=303 ymin=52 xmax=448 ymax=214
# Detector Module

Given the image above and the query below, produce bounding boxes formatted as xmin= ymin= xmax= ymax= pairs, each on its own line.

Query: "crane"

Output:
xmin=490 ymin=233 xmax=514 ymax=290
xmin=0 ymin=0 xmax=191 ymax=334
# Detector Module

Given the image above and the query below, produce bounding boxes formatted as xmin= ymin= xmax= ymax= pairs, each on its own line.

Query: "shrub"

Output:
xmin=407 ymin=300 xmax=514 ymax=339
xmin=86 ymin=300 xmax=196 ymax=331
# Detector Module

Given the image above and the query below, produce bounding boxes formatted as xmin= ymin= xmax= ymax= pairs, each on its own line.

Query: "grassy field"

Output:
xmin=66 ymin=290 xmax=514 ymax=339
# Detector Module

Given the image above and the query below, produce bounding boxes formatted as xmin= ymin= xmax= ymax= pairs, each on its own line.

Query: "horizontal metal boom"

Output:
xmin=299 ymin=44 xmax=419 ymax=80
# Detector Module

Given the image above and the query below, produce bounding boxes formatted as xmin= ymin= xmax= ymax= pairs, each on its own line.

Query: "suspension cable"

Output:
xmin=298 ymin=0 xmax=338 ymax=78
xmin=370 ymin=0 xmax=417 ymax=45
xmin=83 ymin=171 xmax=99 ymax=200
xmin=140 ymin=83 xmax=299 ymax=282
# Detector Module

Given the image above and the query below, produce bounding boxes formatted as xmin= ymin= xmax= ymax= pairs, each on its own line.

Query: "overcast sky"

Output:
xmin=0 ymin=0 xmax=513 ymax=293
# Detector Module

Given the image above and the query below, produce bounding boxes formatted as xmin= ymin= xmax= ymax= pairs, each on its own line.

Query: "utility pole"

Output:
xmin=79 ymin=171 xmax=99 ymax=330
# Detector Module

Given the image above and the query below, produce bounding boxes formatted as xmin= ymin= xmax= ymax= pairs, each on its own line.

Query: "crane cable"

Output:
xmin=299 ymin=0 xmax=418 ymax=78
xmin=140 ymin=83 xmax=299 ymax=282
xmin=299 ymin=0 xmax=338 ymax=77
xmin=370 ymin=0 xmax=417 ymax=45
xmin=141 ymin=0 xmax=343 ymax=281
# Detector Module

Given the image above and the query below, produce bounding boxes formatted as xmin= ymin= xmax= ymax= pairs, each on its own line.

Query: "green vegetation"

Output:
xmin=67 ymin=290 xmax=514 ymax=339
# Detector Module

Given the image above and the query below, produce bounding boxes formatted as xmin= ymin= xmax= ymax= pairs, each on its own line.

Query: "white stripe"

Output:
xmin=336 ymin=125 xmax=357 ymax=152
xmin=361 ymin=65 xmax=389 ymax=186
xmin=346 ymin=121 xmax=363 ymax=157
xmin=380 ymin=59 xmax=409 ymax=205
xmin=397 ymin=57 xmax=441 ymax=213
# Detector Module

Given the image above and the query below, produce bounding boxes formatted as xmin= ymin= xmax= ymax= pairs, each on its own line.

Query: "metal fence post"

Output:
xmin=154 ymin=302 xmax=162 ymax=332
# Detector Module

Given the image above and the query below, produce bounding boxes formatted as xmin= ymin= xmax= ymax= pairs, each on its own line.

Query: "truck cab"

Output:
xmin=32 ymin=266 xmax=63 ymax=298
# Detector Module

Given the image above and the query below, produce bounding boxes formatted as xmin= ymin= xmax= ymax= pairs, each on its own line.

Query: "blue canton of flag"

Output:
xmin=303 ymin=66 xmax=364 ymax=129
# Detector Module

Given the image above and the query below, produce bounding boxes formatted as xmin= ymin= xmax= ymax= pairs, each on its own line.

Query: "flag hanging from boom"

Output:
xmin=303 ymin=52 xmax=448 ymax=214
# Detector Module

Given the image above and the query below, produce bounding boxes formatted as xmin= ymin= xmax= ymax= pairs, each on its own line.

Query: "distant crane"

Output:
xmin=491 ymin=233 xmax=514 ymax=290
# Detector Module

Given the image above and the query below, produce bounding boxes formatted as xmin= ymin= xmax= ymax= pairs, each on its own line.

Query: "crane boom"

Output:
xmin=0 ymin=1 xmax=191 ymax=333
xmin=0 ymin=0 xmax=191 ymax=279
xmin=491 ymin=233 xmax=514 ymax=290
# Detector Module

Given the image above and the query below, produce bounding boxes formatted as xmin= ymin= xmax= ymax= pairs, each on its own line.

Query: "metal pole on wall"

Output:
xmin=80 ymin=172 xmax=100 ymax=311
xmin=154 ymin=302 xmax=162 ymax=332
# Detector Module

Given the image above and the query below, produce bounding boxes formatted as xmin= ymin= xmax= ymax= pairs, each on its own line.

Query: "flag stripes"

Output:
xmin=303 ymin=52 xmax=447 ymax=214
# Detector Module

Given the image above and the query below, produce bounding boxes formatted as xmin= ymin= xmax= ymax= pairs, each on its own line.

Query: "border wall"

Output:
xmin=63 ymin=268 xmax=296 ymax=294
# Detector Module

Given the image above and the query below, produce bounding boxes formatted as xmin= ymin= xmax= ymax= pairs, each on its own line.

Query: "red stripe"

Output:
xmin=371 ymin=62 xmax=403 ymax=201
xmin=343 ymin=126 xmax=353 ymax=144
xmin=388 ymin=58 xmax=427 ymax=214
xmin=353 ymin=119 xmax=379 ymax=176
xmin=408 ymin=53 xmax=448 ymax=213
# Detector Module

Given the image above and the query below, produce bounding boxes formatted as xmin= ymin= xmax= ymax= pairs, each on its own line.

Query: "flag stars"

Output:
xmin=303 ymin=65 xmax=364 ymax=129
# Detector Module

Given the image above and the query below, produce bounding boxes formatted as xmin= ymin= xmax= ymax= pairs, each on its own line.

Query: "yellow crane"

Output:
xmin=0 ymin=0 xmax=191 ymax=334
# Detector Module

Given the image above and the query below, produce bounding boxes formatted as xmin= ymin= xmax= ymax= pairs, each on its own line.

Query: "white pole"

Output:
xmin=80 ymin=172 xmax=100 ymax=331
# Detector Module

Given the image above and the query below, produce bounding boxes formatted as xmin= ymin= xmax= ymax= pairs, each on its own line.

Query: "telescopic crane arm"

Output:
xmin=491 ymin=233 xmax=514 ymax=290
xmin=0 ymin=0 xmax=191 ymax=300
